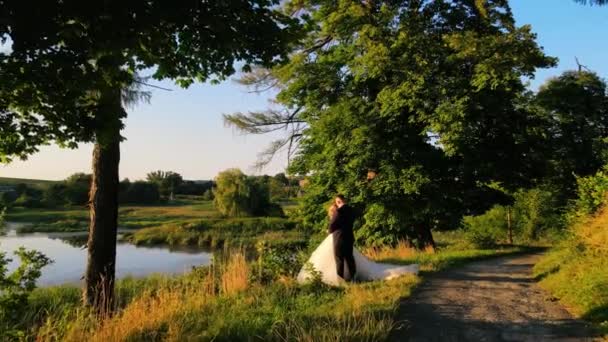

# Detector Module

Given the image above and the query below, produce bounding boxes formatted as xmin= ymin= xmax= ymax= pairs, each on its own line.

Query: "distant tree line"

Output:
xmin=0 ymin=171 xmax=215 ymax=208
xmin=0 ymin=170 xmax=301 ymax=210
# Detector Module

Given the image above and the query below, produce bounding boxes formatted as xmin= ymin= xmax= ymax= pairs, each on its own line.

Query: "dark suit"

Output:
xmin=329 ymin=204 xmax=356 ymax=281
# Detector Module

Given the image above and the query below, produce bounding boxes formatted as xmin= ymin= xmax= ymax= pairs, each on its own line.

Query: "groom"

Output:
xmin=329 ymin=194 xmax=357 ymax=281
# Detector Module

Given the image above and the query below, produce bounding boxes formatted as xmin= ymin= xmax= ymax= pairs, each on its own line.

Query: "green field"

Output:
xmin=5 ymin=198 xmax=221 ymax=231
xmin=0 ymin=177 xmax=57 ymax=188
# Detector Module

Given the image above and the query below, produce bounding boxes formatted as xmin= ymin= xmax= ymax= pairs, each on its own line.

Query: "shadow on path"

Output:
xmin=388 ymin=254 xmax=599 ymax=342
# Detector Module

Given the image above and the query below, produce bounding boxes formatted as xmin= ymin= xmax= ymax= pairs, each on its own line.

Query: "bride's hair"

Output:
xmin=328 ymin=203 xmax=338 ymax=218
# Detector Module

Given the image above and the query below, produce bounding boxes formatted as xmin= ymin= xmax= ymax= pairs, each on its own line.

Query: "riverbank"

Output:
xmin=126 ymin=217 xmax=305 ymax=249
xmin=15 ymin=233 xmax=531 ymax=341
xmin=4 ymin=199 xmax=219 ymax=232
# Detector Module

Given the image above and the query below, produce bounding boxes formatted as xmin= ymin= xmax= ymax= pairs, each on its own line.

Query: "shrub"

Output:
xmin=13 ymin=192 xmax=43 ymax=208
xmin=567 ymin=165 xmax=608 ymax=222
xmin=462 ymin=205 xmax=509 ymax=248
xmin=0 ymin=247 xmax=52 ymax=340
xmin=513 ymin=186 xmax=563 ymax=240
xmin=253 ymin=239 xmax=308 ymax=283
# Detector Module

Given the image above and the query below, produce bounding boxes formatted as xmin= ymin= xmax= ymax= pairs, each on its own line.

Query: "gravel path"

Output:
xmin=388 ymin=254 xmax=600 ymax=342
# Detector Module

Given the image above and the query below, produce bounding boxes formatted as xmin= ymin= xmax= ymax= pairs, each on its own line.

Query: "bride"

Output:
xmin=297 ymin=202 xmax=419 ymax=286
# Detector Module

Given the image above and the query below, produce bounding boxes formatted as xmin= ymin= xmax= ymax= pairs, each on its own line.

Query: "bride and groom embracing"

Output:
xmin=297 ymin=194 xmax=419 ymax=286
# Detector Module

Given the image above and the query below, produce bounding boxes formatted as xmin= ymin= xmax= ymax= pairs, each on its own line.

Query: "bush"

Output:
xmin=0 ymin=248 xmax=52 ymax=340
xmin=13 ymin=192 xmax=43 ymax=208
xmin=252 ymin=239 xmax=308 ymax=283
xmin=567 ymin=165 xmax=608 ymax=222
xmin=513 ymin=186 xmax=563 ymax=240
xmin=463 ymin=205 xmax=508 ymax=248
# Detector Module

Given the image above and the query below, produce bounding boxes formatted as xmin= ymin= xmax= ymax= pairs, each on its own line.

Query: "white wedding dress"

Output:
xmin=297 ymin=233 xmax=419 ymax=286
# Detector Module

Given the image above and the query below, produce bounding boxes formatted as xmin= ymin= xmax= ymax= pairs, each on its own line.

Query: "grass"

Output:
xmin=5 ymin=200 xmax=220 ymax=232
xmin=0 ymin=177 xmax=57 ymax=188
xmin=13 ymin=231 xmax=530 ymax=341
xmin=127 ymin=217 xmax=304 ymax=249
xmin=534 ymin=205 xmax=608 ymax=336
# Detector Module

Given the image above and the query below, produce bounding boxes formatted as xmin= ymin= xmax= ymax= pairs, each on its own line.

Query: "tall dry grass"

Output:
xmin=364 ymin=240 xmax=434 ymax=261
xmin=220 ymin=252 xmax=250 ymax=295
xmin=575 ymin=206 xmax=608 ymax=254
xmin=40 ymin=252 xmax=250 ymax=342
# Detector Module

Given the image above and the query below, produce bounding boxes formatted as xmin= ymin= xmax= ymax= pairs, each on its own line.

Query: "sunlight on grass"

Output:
xmin=534 ymin=206 xmax=608 ymax=335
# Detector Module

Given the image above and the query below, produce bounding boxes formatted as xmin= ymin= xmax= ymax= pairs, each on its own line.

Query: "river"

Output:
xmin=0 ymin=222 xmax=212 ymax=286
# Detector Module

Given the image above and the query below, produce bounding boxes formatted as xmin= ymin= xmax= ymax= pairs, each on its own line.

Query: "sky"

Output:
xmin=1 ymin=0 xmax=607 ymax=181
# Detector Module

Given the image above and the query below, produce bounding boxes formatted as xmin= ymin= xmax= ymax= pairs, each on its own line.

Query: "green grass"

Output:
xmin=0 ymin=177 xmax=57 ymax=188
xmin=5 ymin=200 xmax=221 ymax=232
xmin=127 ymin=217 xmax=304 ymax=249
xmin=533 ymin=208 xmax=608 ymax=337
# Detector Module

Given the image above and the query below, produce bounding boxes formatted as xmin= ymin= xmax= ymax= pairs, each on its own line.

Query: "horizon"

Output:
xmin=1 ymin=0 xmax=607 ymax=181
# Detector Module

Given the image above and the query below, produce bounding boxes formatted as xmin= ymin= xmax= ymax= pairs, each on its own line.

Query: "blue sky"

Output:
xmin=1 ymin=0 xmax=607 ymax=181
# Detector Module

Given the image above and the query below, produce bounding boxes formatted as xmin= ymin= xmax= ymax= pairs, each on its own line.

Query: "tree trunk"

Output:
xmin=416 ymin=226 xmax=436 ymax=250
xmin=84 ymin=88 xmax=123 ymax=314
xmin=507 ymin=206 xmax=513 ymax=245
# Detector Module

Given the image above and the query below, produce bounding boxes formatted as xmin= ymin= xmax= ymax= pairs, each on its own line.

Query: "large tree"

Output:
xmin=0 ymin=1 xmax=296 ymax=311
xmin=535 ymin=70 xmax=608 ymax=196
xmin=227 ymin=0 xmax=555 ymax=247
xmin=146 ymin=170 xmax=184 ymax=200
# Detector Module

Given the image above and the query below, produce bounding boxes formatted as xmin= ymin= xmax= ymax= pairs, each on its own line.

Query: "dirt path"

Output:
xmin=388 ymin=254 xmax=599 ymax=342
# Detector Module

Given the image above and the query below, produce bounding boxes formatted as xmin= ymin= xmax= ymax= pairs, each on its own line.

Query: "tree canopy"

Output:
xmin=0 ymin=1 xmax=297 ymax=159
xmin=227 ymin=0 xmax=556 ymax=246
xmin=213 ymin=169 xmax=277 ymax=217
xmin=0 ymin=0 xmax=298 ymax=310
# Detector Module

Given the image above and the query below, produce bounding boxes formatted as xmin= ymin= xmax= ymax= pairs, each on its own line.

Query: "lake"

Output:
xmin=0 ymin=222 xmax=212 ymax=286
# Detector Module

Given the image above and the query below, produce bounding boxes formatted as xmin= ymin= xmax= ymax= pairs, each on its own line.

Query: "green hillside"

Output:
xmin=0 ymin=177 xmax=57 ymax=188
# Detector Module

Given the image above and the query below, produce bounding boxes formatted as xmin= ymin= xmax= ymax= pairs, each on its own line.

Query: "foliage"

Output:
xmin=0 ymin=1 xmax=298 ymax=162
xmin=512 ymin=186 xmax=564 ymax=240
xmin=463 ymin=206 xmax=509 ymax=248
xmin=534 ymin=205 xmax=608 ymax=335
xmin=63 ymin=173 xmax=92 ymax=206
xmin=567 ymin=165 xmax=608 ymax=222
xmin=0 ymin=206 xmax=5 ymax=231
xmin=14 ymin=192 xmax=43 ymax=208
xmin=213 ymin=169 xmax=281 ymax=217
xmin=119 ymin=180 xmax=160 ymax=205
xmin=146 ymin=171 xmax=183 ymax=199
xmin=253 ymin=239 xmax=308 ymax=283
xmin=0 ymin=247 xmax=52 ymax=340
xmin=129 ymin=217 xmax=302 ymax=249
xmin=227 ymin=0 xmax=556 ymax=246
xmin=1 ymin=0 xmax=299 ymax=309
xmin=535 ymin=71 xmax=608 ymax=196
xmin=201 ymin=189 xmax=214 ymax=201
xmin=176 ymin=180 xmax=212 ymax=196
xmin=463 ymin=184 xmax=564 ymax=247
xmin=573 ymin=0 xmax=608 ymax=5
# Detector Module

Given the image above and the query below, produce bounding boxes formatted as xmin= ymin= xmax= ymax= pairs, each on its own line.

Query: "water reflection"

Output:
xmin=0 ymin=222 xmax=212 ymax=286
